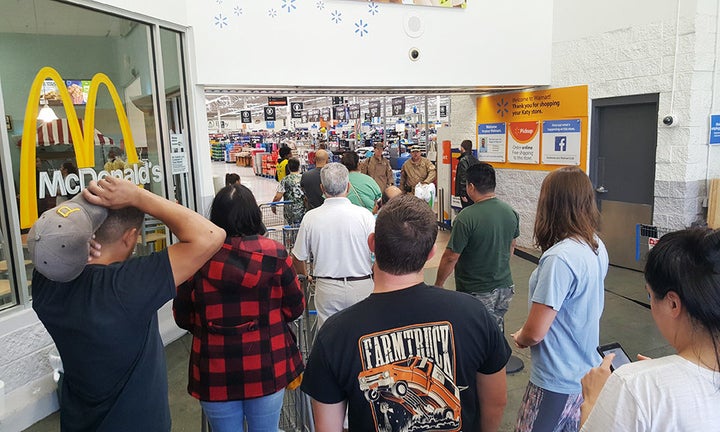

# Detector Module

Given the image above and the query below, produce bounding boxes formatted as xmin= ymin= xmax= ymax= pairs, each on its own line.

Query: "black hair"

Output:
xmin=341 ymin=151 xmax=359 ymax=171
xmin=61 ymin=161 xmax=78 ymax=175
xmin=279 ymin=146 xmax=292 ymax=159
xmin=374 ymin=194 xmax=437 ymax=275
xmin=94 ymin=207 xmax=145 ymax=244
xmin=645 ymin=228 xmax=720 ymax=374
xmin=225 ymin=173 xmax=240 ymax=186
xmin=461 ymin=139 xmax=473 ymax=152
xmin=466 ymin=162 xmax=496 ymax=195
xmin=210 ymin=184 xmax=266 ymax=237
xmin=287 ymin=158 xmax=300 ymax=173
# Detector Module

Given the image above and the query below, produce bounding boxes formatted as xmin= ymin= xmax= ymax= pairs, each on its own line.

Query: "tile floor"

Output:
xmin=23 ymin=162 xmax=673 ymax=432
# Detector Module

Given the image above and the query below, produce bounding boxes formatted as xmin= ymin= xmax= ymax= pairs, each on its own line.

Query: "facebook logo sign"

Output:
xmin=555 ymin=136 xmax=567 ymax=151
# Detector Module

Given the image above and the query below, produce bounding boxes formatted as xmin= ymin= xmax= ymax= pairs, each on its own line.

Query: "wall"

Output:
xmin=185 ymin=0 xmax=553 ymax=88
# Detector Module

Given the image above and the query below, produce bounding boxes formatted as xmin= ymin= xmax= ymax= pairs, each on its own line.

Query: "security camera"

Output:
xmin=662 ymin=114 xmax=676 ymax=127
xmin=409 ymin=48 xmax=420 ymax=61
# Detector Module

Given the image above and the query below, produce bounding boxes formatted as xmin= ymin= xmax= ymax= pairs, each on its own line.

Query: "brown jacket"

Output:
xmin=360 ymin=156 xmax=394 ymax=191
xmin=400 ymin=157 xmax=436 ymax=193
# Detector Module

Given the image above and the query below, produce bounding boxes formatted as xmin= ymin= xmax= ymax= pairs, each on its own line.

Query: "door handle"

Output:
xmin=595 ymin=186 xmax=608 ymax=194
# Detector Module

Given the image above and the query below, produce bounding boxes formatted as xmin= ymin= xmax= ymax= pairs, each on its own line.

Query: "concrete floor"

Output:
xmin=23 ymin=162 xmax=673 ymax=432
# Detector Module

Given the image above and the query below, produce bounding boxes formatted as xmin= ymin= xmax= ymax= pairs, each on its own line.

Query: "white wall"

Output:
xmin=68 ymin=0 xmax=189 ymax=26
xmin=185 ymin=0 xmax=553 ymax=88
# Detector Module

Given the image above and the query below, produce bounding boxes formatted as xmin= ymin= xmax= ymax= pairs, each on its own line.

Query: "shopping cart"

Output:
xmin=635 ymin=223 xmax=672 ymax=261
xmin=260 ymin=200 xmax=291 ymax=230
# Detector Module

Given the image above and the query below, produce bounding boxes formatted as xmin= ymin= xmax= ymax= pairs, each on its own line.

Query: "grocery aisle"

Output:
xmin=210 ymin=161 xmax=278 ymax=204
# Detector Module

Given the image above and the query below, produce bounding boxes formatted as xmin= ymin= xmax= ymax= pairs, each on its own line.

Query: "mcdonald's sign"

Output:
xmin=19 ymin=67 xmax=162 ymax=228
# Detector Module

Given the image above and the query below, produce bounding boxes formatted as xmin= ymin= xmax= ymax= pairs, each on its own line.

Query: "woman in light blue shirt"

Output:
xmin=512 ymin=167 xmax=609 ymax=432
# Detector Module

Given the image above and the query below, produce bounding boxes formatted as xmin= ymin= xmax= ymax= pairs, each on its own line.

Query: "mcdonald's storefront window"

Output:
xmin=0 ymin=1 xmax=192 ymax=311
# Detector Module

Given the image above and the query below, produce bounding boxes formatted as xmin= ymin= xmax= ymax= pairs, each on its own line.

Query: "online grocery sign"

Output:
xmin=19 ymin=67 xmax=161 ymax=228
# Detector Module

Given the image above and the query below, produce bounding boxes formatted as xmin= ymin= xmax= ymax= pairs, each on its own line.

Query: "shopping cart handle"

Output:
xmin=266 ymin=200 xmax=292 ymax=206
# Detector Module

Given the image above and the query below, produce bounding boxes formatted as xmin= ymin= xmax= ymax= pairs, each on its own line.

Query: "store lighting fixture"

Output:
xmin=37 ymin=100 xmax=58 ymax=123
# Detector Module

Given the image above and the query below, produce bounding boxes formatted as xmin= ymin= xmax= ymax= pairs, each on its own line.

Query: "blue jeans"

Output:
xmin=200 ymin=389 xmax=285 ymax=432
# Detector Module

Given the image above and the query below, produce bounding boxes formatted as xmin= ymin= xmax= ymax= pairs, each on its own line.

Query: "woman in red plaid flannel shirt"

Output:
xmin=173 ymin=184 xmax=305 ymax=432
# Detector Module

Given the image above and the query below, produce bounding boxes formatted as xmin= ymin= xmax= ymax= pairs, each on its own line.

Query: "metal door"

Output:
xmin=590 ymin=94 xmax=658 ymax=270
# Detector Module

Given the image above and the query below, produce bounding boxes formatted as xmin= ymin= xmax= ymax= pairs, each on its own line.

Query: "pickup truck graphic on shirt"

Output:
xmin=358 ymin=356 xmax=461 ymax=431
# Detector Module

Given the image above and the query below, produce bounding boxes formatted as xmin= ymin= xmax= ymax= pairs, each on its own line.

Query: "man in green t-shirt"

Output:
xmin=435 ymin=163 xmax=519 ymax=333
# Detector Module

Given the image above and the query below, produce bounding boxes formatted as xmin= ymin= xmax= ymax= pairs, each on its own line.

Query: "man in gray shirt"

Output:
xmin=301 ymin=149 xmax=328 ymax=210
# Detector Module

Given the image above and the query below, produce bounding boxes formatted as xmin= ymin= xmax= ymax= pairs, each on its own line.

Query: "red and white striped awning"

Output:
xmin=20 ymin=119 xmax=114 ymax=147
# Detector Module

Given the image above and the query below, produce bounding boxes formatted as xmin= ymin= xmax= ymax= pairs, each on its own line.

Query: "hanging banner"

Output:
xmin=268 ymin=97 xmax=288 ymax=106
xmin=541 ymin=119 xmax=582 ymax=165
xmin=240 ymin=110 xmax=252 ymax=123
xmin=477 ymin=123 xmax=507 ymax=162
xmin=332 ymin=96 xmax=344 ymax=105
xmin=263 ymin=106 xmax=276 ymax=121
xmin=321 ymin=108 xmax=331 ymax=121
xmin=308 ymin=109 xmax=321 ymax=122
xmin=440 ymin=105 xmax=447 ymax=117
xmin=369 ymin=100 xmax=381 ymax=118
xmin=391 ymin=97 xmax=406 ymax=116
xmin=348 ymin=104 xmax=361 ymax=120
xmin=333 ymin=105 xmax=348 ymax=121
xmin=290 ymin=102 xmax=304 ymax=119
xmin=476 ymin=85 xmax=588 ymax=171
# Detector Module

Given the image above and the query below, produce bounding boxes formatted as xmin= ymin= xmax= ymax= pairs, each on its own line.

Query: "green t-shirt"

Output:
xmin=447 ymin=198 xmax=519 ymax=293
xmin=347 ymin=172 xmax=382 ymax=212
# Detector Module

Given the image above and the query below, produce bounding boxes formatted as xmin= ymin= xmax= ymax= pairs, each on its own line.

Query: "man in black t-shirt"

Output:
xmin=301 ymin=149 xmax=328 ymax=210
xmin=31 ymin=177 xmax=225 ymax=431
xmin=301 ymin=194 xmax=510 ymax=432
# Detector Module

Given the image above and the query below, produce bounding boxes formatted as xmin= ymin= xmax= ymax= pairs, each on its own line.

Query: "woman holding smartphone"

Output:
xmin=512 ymin=167 xmax=609 ymax=431
xmin=580 ymin=228 xmax=720 ymax=430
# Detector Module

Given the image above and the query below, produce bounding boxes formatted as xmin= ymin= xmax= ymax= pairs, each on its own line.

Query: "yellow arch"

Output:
xmin=20 ymin=67 xmax=138 ymax=228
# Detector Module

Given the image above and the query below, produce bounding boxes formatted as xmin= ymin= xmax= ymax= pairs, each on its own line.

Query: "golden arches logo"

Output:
xmin=20 ymin=66 xmax=139 ymax=228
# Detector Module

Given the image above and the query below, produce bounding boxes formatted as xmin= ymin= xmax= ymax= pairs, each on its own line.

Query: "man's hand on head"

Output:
xmin=83 ymin=176 xmax=141 ymax=209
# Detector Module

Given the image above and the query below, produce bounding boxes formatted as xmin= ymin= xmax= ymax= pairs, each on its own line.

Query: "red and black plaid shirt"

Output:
xmin=173 ymin=235 xmax=305 ymax=401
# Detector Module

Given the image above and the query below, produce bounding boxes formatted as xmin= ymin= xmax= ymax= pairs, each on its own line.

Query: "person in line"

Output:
xmin=56 ymin=161 xmax=79 ymax=204
xmin=372 ymin=185 xmax=403 ymax=214
xmin=272 ymin=158 xmax=305 ymax=226
xmin=399 ymin=145 xmax=436 ymax=194
xmin=318 ymin=142 xmax=334 ymax=161
xmin=512 ymin=166 xmax=609 ymax=432
xmin=455 ymin=139 xmax=479 ymax=209
xmin=173 ymin=184 xmax=305 ymax=432
xmin=341 ymin=151 xmax=381 ymax=212
xmin=301 ymin=149 xmax=328 ymax=210
xmin=292 ymin=163 xmax=375 ymax=327
xmin=360 ymin=142 xmax=394 ymax=193
xmin=31 ymin=176 xmax=225 ymax=431
xmin=225 ymin=172 xmax=240 ymax=186
xmin=435 ymin=163 xmax=519 ymax=335
xmin=301 ymin=195 xmax=511 ymax=432
xmin=579 ymin=228 xmax=720 ymax=430
xmin=276 ymin=145 xmax=292 ymax=182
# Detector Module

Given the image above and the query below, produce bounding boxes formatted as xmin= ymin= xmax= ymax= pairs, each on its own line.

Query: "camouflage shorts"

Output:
xmin=470 ymin=285 xmax=514 ymax=333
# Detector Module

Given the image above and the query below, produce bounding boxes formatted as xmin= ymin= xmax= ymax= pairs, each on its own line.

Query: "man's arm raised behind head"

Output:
xmin=83 ymin=176 xmax=225 ymax=286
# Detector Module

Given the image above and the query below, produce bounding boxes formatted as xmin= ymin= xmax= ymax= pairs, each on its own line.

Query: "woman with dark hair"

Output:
xmin=341 ymin=151 xmax=381 ymax=212
xmin=224 ymin=172 xmax=240 ymax=186
xmin=276 ymin=145 xmax=292 ymax=182
xmin=272 ymin=158 xmax=305 ymax=225
xmin=512 ymin=166 xmax=609 ymax=431
xmin=580 ymin=228 xmax=720 ymax=430
xmin=173 ymin=184 xmax=305 ymax=432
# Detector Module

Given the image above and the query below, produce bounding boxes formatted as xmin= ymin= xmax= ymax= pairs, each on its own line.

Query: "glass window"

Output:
xmin=0 ymin=0 xmax=173 ymax=306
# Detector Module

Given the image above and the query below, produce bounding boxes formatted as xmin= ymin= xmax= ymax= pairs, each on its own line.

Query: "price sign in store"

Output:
xmin=392 ymin=97 xmax=406 ymax=116
xmin=369 ymin=100 xmax=381 ymax=118
xmin=241 ymin=110 xmax=252 ymax=123
xmin=348 ymin=104 xmax=360 ymax=120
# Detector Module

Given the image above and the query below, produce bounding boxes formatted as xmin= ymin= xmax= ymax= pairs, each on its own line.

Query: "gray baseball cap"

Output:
xmin=28 ymin=194 xmax=108 ymax=282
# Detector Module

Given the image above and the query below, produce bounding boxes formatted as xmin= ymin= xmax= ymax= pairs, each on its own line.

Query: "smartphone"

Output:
xmin=597 ymin=342 xmax=632 ymax=372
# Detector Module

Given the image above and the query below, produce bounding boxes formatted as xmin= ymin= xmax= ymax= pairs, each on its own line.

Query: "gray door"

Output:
xmin=591 ymin=94 xmax=658 ymax=270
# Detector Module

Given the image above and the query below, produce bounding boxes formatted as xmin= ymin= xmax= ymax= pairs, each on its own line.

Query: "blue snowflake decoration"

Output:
xmin=268 ymin=8 xmax=278 ymax=18
xmin=316 ymin=1 xmax=325 ymax=10
xmin=330 ymin=10 xmax=342 ymax=24
xmin=234 ymin=6 xmax=243 ymax=16
xmin=282 ymin=0 xmax=296 ymax=13
xmin=214 ymin=13 xmax=228 ymax=28
xmin=354 ymin=19 xmax=369 ymax=37
xmin=368 ymin=2 xmax=379 ymax=16
xmin=496 ymin=98 xmax=509 ymax=117
xmin=216 ymin=0 xmax=222 ymax=4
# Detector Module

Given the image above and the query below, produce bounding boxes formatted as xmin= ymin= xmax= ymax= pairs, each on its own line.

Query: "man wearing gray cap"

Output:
xmin=399 ymin=145 xmax=436 ymax=194
xmin=30 ymin=176 xmax=225 ymax=432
